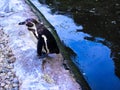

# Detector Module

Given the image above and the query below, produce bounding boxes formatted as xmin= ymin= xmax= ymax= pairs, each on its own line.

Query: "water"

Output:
xmin=31 ymin=0 xmax=120 ymax=90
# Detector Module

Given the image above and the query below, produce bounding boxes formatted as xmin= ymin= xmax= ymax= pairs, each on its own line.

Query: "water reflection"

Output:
xmin=39 ymin=0 xmax=120 ymax=79
xmin=36 ymin=0 xmax=120 ymax=90
xmin=76 ymin=10 xmax=120 ymax=79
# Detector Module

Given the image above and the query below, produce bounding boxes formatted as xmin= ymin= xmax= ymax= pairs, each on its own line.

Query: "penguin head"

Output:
xmin=18 ymin=18 xmax=39 ymax=27
xmin=18 ymin=18 xmax=40 ymax=39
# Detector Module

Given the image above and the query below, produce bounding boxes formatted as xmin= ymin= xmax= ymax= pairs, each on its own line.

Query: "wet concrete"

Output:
xmin=0 ymin=0 xmax=81 ymax=90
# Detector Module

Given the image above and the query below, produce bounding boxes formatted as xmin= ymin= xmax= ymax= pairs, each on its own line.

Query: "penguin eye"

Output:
xmin=26 ymin=22 xmax=34 ymax=27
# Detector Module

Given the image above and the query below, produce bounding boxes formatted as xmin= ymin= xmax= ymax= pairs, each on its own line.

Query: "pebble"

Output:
xmin=1 ymin=83 xmax=5 ymax=87
xmin=4 ymin=85 xmax=9 ymax=89
xmin=8 ymin=57 xmax=16 ymax=63
xmin=0 ymin=29 xmax=19 ymax=89
xmin=13 ymin=83 xmax=18 ymax=87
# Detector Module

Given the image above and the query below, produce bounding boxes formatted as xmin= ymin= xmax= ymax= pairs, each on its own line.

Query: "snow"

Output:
xmin=0 ymin=0 xmax=81 ymax=90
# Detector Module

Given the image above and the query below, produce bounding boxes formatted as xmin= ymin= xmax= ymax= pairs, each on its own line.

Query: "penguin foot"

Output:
xmin=38 ymin=52 xmax=48 ymax=58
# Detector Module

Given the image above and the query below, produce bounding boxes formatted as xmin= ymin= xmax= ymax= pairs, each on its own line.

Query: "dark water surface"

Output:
xmin=38 ymin=0 xmax=120 ymax=90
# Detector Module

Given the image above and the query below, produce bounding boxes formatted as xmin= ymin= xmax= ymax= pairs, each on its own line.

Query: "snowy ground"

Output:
xmin=0 ymin=0 xmax=81 ymax=90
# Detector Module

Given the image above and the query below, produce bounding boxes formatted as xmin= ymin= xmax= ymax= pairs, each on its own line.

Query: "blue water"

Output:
xmin=30 ymin=0 xmax=120 ymax=90
xmin=69 ymin=40 xmax=120 ymax=90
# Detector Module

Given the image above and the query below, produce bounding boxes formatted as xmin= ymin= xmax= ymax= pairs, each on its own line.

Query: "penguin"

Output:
xmin=18 ymin=18 xmax=60 ymax=57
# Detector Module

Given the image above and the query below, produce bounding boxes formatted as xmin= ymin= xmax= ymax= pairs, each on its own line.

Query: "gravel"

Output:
xmin=0 ymin=28 xmax=19 ymax=90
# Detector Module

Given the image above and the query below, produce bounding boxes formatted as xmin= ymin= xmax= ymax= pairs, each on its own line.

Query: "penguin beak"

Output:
xmin=18 ymin=21 xmax=26 ymax=25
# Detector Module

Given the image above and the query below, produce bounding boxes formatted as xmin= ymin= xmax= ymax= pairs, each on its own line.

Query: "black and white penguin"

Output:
xmin=18 ymin=18 xmax=60 ymax=57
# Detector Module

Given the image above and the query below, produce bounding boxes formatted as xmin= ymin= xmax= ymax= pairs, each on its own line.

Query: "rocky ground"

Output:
xmin=0 ymin=28 xmax=19 ymax=90
xmin=0 ymin=27 xmax=81 ymax=90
